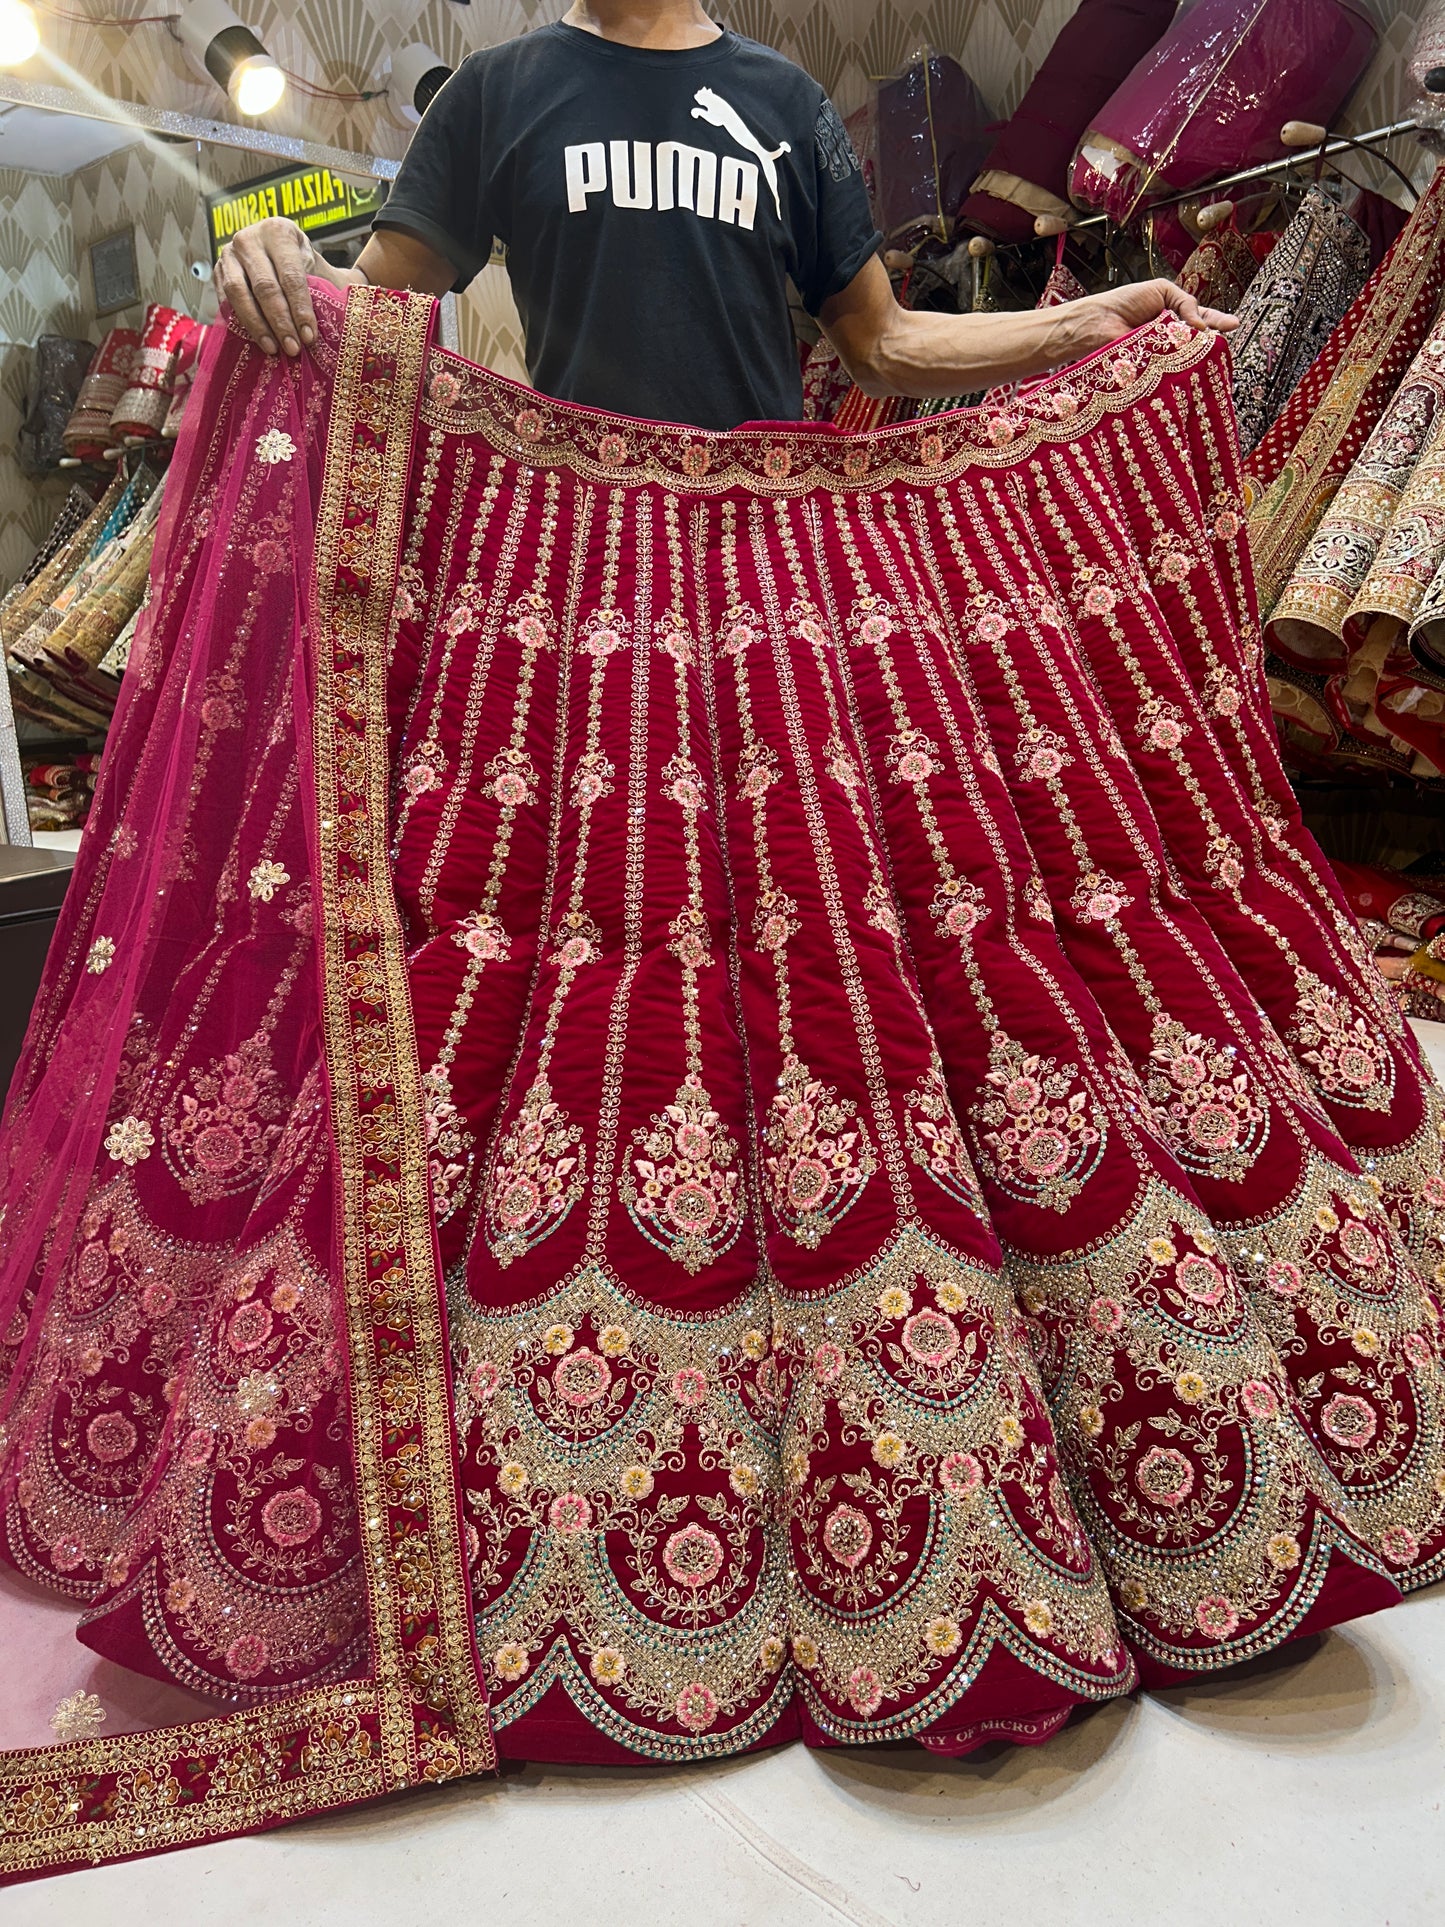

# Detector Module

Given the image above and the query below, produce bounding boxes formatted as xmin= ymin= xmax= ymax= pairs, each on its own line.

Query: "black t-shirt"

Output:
xmin=375 ymin=25 xmax=880 ymax=429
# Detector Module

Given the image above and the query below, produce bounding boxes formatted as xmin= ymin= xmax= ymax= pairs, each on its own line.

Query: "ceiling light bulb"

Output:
xmin=0 ymin=0 xmax=40 ymax=69
xmin=232 ymin=55 xmax=286 ymax=117
xmin=177 ymin=1 xmax=286 ymax=117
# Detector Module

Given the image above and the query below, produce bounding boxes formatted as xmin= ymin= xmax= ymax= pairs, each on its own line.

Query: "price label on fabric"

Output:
xmin=206 ymin=166 xmax=388 ymax=259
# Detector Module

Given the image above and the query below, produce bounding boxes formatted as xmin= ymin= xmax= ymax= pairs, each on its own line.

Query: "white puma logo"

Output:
xmin=690 ymin=87 xmax=790 ymax=222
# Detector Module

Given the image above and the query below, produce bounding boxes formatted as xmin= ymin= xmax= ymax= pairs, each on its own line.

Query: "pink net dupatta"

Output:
xmin=0 ymin=282 xmax=491 ymax=1882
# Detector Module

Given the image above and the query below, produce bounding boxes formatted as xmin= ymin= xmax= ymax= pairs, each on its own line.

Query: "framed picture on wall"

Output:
xmin=89 ymin=227 xmax=139 ymax=317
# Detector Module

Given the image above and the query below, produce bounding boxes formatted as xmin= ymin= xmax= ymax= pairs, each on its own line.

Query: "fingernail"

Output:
xmin=261 ymin=337 xmax=277 ymax=354
xmin=301 ymin=326 xmax=315 ymax=344
xmin=283 ymin=338 xmax=299 ymax=356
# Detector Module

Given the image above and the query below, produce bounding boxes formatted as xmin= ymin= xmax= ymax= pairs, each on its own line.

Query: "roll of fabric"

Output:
xmin=61 ymin=328 xmax=139 ymax=464
xmin=1331 ymin=860 xmax=1445 ymax=939
xmin=1247 ymin=162 xmax=1445 ymax=616
xmin=1230 ymin=186 xmax=1372 ymax=453
xmin=959 ymin=0 xmax=1177 ymax=243
xmin=0 ymin=473 xmax=126 ymax=652
xmin=110 ymin=306 xmax=200 ymax=442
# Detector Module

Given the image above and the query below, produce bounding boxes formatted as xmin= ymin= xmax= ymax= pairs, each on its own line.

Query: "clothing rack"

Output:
xmin=1066 ymin=118 xmax=1427 ymax=233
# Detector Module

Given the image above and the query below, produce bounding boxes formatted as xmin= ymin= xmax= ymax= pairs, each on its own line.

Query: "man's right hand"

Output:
xmin=214 ymin=217 xmax=325 ymax=357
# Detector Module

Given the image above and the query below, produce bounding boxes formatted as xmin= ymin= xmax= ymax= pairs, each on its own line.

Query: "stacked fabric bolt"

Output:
xmin=21 ymin=753 xmax=97 ymax=833
xmin=62 ymin=328 xmax=139 ymax=464
xmin=111 ymin=305 xmax=201 ymax=442
xmin=3 ymin=466 xmax=162 ymax=732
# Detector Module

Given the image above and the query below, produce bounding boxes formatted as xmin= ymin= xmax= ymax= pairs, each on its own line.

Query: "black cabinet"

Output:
xmin=0 ymin=844 xmax=75 ymax=1101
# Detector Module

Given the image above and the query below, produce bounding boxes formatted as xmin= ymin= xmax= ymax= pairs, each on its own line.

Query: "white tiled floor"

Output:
xmin=11 ymin=1023 xmax=1445 ymax=1926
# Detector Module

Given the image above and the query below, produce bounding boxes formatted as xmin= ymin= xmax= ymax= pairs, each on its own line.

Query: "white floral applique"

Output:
xmin=104 ymin=1115 xmax=154 ymax=1165
xmin=248 ymin=860 xmax=291 ymax=902
xmin=86 ymin=936 xmax=116 ymax=974
xmin=254 ymin=429 xmax=297 ymax=466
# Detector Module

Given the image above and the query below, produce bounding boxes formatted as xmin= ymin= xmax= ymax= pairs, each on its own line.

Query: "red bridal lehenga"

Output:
xmin=1 ymin=282 xmax=1443 ymax=1879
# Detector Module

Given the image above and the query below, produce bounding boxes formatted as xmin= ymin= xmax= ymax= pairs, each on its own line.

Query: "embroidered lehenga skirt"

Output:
xmin=1 ymin=284 xmax=1443 ymax=1879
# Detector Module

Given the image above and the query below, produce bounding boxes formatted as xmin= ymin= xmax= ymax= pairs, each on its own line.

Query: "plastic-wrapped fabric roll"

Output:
xmin=61 ymin=329 xmax=139 ymax=463
xmin=110 ymin=306 xmax=200 ymax=442
xmin=847 ymin=52 xmax=993 ymax=245
xmin=960 ymin=0 xmax=1176 ymax=243
xmin=1068 ymin=0 xmax=1378 ymax=258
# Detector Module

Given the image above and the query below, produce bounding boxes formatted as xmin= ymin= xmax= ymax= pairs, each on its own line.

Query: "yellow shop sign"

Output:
xmin=206 ymin=166 xmax=386 ymax=258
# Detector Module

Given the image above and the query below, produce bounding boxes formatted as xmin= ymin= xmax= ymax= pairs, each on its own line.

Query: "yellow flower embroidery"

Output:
xmin=742 ymin=1328 xmax=769 ymax=1360
xmin=877 ymin=1285 xmax=912 ymax=1319
xmin=543 ymin=1323 xmax=574 ymax=1355
xmin=759 ymin=1635 xmax=786 ymax=1672
xmin=1351 ymin=1328 xmax=1381 ymax=1358
xmin=1120 ymin=1578 xmax=1148 ymax=1612
xmin=791 ymin=1634 xmax=819 ymax=1670
xmin=589 ymin=1646 xmax=625 ymax=1684
xmin=494 ymin=1642 xmax=528 ymax=1681
xmin=729 ymin=1463 xmax=760 ymax=1498
xmin=936 ymin=1278 xmax=966 ymax=1312
xmin=598 ymin=1324 xmax=629 ymax=1357
xmin=997 ymin=1414 xmax=1025 ymax=1450
xmin=1023 ymin=1600 xmax=1054 ymax=1636
xmin=871 ymin=1432 xmax=906 ymax=1469
xmin=498 ymin=1461 xmax=528 ymax=1496
xmin=619 ymin=1464 xmax=653 ymax=1499
xmin=1266 ymin=1533 xmax=1300 ymax=1570
xmin=924 ymin=1615 xmax=961 ymax=1656
xmin=1078 ymin=1403 xmax=1104 ymax=1438
xmin=1147 ymin=1237 xmax=1177 ymax=1267
xmin=1176 ymin=1371 xmax=1207 ymax=1404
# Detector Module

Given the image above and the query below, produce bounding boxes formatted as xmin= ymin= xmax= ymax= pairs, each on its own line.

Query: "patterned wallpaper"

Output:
xmin=0 ymin=168 xmax=85 ymax=588
xmin=0 ymin=0 xmax=1435 ymax=582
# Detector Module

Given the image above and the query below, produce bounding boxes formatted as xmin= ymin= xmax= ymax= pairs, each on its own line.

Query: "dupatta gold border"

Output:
xmin=0 ymin=286 xmax=492 ymax=1884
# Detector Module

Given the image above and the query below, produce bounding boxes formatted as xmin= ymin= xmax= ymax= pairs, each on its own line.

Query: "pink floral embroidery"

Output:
xmin=1195 ymin=1595 xmax=1239 ymax=1639
xmin=822 ymin=1503 xmax=873 ymax=1569
xmin=485 ymin=1076 xmax=586 ymax=1266
xmin=903 ymin=1063 xmax=984 ymax=1212
xmin=514 ymin=407 xmax=544 ymax=442
xmin=162 ymin=1032 xmax=287 ymax=1204
xmin=1379 ymin=1524 xmax=1419 ymax=1567
xmin=401 ymin=740 xmax=446 ymax=797
xmin=675 ymin=1682 xmax=718 ymax=1731
xmin=1240 ymin=1379 xmax=1279 ymax=1422
xmin=965 ymin=592 xmax=1014 ymax=646
xmin=975 ymin=1030 xmax=1106 ymax=1212
xmin=888 ymin=727 xmax=938 ymax=785
xmin=86 ymin=1411 xmax=138 ymax=1463
xmin=1015 ymin=726 xmax=1070 ymax=782
xmin=1145 ymin=1018 xmax=1267 ymax=1183
xmin=680 ymin=441 xmax=710 ymax=478
xmin=762 ymin=1056 xmax=875 ymax=1247
xmin=454 ymin=912 xmax=510 ymax=962
xmin=939 ymin=1452 xmax=982 ymax=1499
xmin=930 ymin=879 xmax=987 ymax=946
xmin=625 ymin=1074 xmax=743 ymax=1273
xmin=548 ymin=1492 xmax=592 ymax=1534
xmin=663 ymin=1522 xmax=724 ymax=1589
xmin=1290 ymin=970 xmax=1395 ymax=1112
xmin=579 ymin=605 xmax=631 ymax=657
xmin=1320 ymin=1392 xmax=1377 ymax=1448
xmin=848 ymin=1665 xmax=884 ymax=1714
xmin=597 ymin=432 xmax=629 ymax=465
xmin=261 ymin=1487 xmax=323 ymax=1548
xmin=1135 ymin=1445 xmax=1195 ymax=1507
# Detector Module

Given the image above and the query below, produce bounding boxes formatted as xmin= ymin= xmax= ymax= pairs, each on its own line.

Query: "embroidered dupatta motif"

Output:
xmin=2 ymin=284 xmax=1444 ymax=1880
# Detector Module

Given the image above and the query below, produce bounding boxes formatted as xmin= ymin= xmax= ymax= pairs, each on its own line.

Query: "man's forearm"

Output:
xmin=848 ymin=303 xmax=1097 ymax=399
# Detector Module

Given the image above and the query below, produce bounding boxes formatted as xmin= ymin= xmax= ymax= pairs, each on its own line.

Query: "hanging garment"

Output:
xmin=1177 ymin=224 xmax=1261 ymax=315
xmin=1229 ymin=186 xmax=1372 ymax=455
xmin=961 ymin=0 xmax=1178 ymax=242
xmin=2 ymin=285 xmax=1444 ymax=1881
xmin=1247 ymin=163 xmax=1445 ymax=616
xmin=17 ymin=337 xmax=95 ymax=478
xmin=1264 ymin=305 xmax=1445 ymax=777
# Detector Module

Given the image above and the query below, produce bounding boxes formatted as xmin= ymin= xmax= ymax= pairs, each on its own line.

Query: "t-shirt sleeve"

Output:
xmin=796 ymin=93 xmax=882 ymax=314
xmin=372 ymin=59 xmax=493 ymax=292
